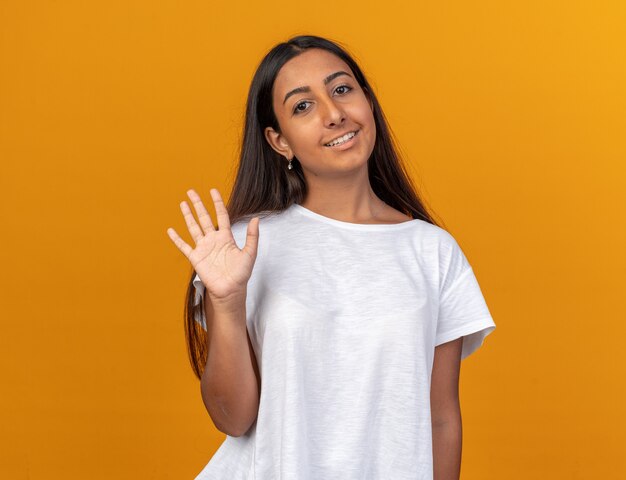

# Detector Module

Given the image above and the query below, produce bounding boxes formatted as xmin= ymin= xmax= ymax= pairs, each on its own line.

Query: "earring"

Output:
xmin=287 ymin=157 xmax=293 ymax=170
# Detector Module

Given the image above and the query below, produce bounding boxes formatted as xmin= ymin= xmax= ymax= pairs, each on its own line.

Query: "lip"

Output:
xmin=323 ymin=129 xmax=360 ymax=149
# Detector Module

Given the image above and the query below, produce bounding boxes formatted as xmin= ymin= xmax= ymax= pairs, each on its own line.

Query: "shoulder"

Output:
xmin=380 ymin=205 xmax=456 ymax=246
xmin=426 ymin=224 xmax=465 ymax=264
xmin=406 ymin=221 xmax=468 ymax=276
xmin=406 ymin=216 xmax=459 ymax=250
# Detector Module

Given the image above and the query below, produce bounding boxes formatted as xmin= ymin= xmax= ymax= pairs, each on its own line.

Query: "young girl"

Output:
xmin=167 ymin=34 xmax=496 ymax=480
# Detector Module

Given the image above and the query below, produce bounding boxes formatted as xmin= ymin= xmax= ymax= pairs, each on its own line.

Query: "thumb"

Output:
xmin=242 ymin=217 xmax=260 ymax=260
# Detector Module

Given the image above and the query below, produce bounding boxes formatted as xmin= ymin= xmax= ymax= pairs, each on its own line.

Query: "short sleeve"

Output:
xmin=436 ymin=235 xmax=496 ymax=360
xmin=192 ymin=273 xmax=207 ymax=331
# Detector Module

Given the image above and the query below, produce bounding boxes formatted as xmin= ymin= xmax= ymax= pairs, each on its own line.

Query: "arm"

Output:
xmin=431 ymin=337 xmax=463 ymax=480
xmin=166 ymin=188 xmax=261 ymax=437
xmin=200 ymin=292 xmax=261 ymax=437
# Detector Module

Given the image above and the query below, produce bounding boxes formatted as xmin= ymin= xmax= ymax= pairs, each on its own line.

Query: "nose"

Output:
xmin=320 ymin=96 xmax=345 ymax=128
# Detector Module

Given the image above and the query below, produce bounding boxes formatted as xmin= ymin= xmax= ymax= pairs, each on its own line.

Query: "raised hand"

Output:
xmin=166 ymin=188 xmax=259 ymax=307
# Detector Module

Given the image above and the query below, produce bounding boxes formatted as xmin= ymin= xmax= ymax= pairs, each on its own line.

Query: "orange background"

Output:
xmin=1 ymin=1 xmax=625 ymax=478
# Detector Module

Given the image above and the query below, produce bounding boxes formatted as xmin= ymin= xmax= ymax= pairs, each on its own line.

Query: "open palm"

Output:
xmin=166 ymin=188 xmax=259 ymax=303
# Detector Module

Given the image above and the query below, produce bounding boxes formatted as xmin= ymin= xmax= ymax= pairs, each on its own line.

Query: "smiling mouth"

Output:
xmin=324 ymin=130 xmax=359 ymax=147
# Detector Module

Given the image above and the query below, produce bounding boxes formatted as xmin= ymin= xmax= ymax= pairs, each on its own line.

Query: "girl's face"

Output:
xmin=264 ymin=48 xmax=376 ymax=177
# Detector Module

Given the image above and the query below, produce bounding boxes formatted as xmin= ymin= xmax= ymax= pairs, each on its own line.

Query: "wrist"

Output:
xmin=208 ymin=289 xmax=247 ymax=314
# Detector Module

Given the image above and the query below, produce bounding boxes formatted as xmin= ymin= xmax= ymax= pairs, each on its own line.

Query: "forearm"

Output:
xmin=432 ymin=416 xmax=462 ymax=480
xmin=200 ymin=297 xmax=260 ymax=437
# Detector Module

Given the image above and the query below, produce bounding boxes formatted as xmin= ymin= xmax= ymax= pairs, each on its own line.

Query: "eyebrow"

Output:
xmin=282 ymin=71 xmax=353 ymax=105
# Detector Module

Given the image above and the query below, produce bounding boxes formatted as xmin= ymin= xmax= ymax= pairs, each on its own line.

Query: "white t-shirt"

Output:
xmin=192 ymin=203 xmax=496 ymax=480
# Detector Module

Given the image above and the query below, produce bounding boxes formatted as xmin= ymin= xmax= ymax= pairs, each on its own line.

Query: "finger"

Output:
xmin=210 ymin=188 xmax=231 ymax=231
xmin=242 ymin=217 xmax=259 ymax=261
xmin=166 ymin=227 xmax=193 ymax=259
xmin=180 ymin=200 xmax=204 ymax=244
xmin=187 ymin=189 xmax=216 ymax=234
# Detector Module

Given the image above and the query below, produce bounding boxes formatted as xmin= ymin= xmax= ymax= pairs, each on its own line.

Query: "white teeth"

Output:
xmin=325 ymin=131 xmax=357 ymax=147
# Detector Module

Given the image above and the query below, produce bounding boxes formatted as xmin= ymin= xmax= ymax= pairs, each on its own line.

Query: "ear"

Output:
xmin=264 ymin=126 xmax=293 ymax=160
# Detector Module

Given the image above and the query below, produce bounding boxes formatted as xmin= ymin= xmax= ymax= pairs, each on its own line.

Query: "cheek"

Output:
xmin=285 ymin=124 xmax=319 ymax=157
xmin=359 ymin=106 xmax=376 ymax=140
xmin=352 ymin=99 xmax=375 ymax=129
xmin=361 ymin=107 xmax=377 ymax=153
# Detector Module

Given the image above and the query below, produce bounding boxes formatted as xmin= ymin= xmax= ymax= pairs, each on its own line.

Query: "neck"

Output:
xmin=299 ymin=167 xmax=387 ymax=223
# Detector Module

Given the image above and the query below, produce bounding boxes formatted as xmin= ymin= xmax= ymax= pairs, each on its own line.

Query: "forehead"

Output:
xmin=273 ymin=48 xmax=353 ymax=93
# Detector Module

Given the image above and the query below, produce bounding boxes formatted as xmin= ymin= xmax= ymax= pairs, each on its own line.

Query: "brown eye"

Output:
xmin=294 ymin=101 xmax=311 ymax=114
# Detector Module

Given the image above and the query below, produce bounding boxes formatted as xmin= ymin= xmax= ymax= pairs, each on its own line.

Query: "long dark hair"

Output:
xmin=184 ymin=34 xmax=445 ymax=380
